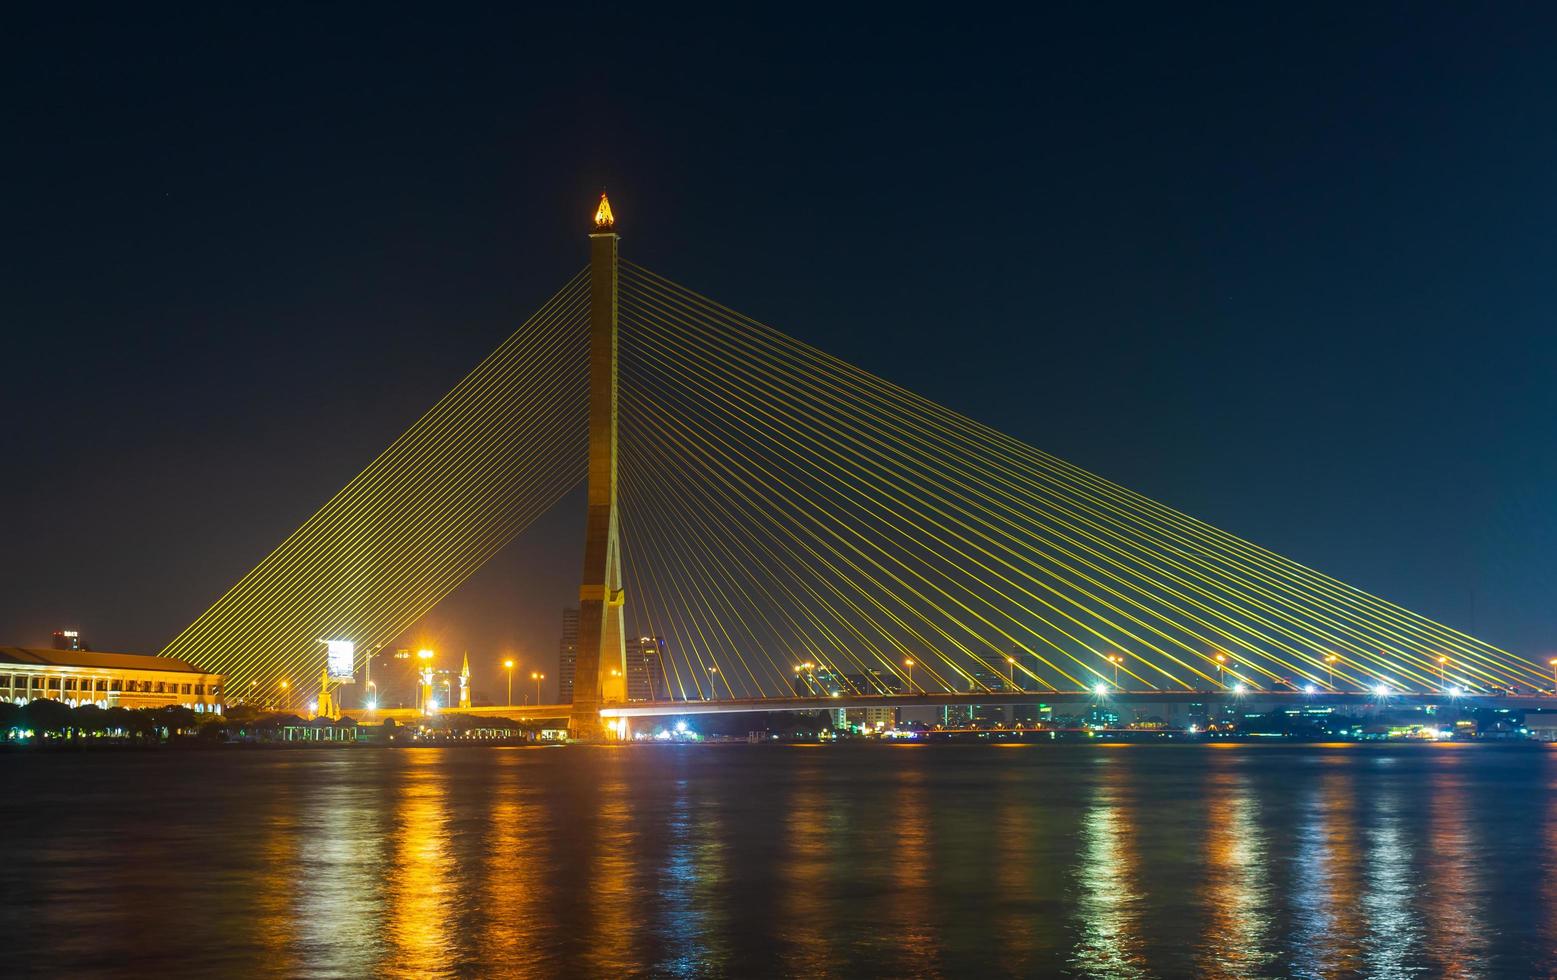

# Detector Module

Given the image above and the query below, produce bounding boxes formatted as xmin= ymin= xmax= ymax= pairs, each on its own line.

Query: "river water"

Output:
xmin=1 ymin=742 xmax=1554 ymax=978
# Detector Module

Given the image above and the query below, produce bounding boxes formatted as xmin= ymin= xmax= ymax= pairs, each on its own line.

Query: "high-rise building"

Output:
xmin=626 ymin=636 xmax=668 ymax=701
xmin=557 ymin=607 xmax=579 ymax=704
xmin=968 ymin=663 xmax=1011 ymax=726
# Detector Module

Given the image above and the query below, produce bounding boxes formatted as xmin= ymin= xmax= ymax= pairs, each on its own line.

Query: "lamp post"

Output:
xmin=708 ymin=665 xmax=720 ymax=700
xmin=1108 ymin=654 xmax=1122 ymax=688
xmin=904 ymin=658 xmax=915 ymax=692
xmin=1006 ymin=656 xmax=1016 ymax=689
xmin=363 ymin=643 xmax=381 ymax=708
xmin=1437 ymin=656 xmax=1448 ymax=693
xmin=531 ymin=672 xmax=543 ymax=706
xmin=1215 ymin=653 xmax=1227 ymax=689
xmin=504 ymin=659 xmax=515 ymax=706
xmin=1548 ymin=658 xmax=1557 ymax=691
xmin=1326 ymin=654 xmax=1338 ymax=690
xmin=279 ymin=678 xmax=289 ymax=710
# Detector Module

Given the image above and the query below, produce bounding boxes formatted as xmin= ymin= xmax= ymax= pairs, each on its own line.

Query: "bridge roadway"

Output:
xmin=340 ymin=689 xmax=1554 ymax=725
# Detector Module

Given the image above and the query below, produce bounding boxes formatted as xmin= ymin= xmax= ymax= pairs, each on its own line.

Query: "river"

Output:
xmin=1 ymin=742 xmax=1553 ymax=978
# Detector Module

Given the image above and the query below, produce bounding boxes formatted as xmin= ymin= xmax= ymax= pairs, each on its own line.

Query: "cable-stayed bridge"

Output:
xmin=161 ymin=197 xmax=1556 ymax=736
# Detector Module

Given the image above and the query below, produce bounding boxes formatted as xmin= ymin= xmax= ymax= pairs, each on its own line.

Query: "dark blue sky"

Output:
xmin=4 ymin=5 xmax=1554 ymax=692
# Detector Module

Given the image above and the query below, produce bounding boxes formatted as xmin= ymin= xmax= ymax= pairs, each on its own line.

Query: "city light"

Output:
xmin=1092 ymin=683 xmax=1108 ymax=697
xmin=1374 ymin=684 xmax=1391 ymax=697
xmin=1303 ymin=684 xmax=1317 ymax=694
xmin=417 ymin=649 xmax=434 ymax=661
xmin=1233 ymin=683 xmax=1247 ymax=694
xmin=675 ymin=720 xmax=687 ymax=733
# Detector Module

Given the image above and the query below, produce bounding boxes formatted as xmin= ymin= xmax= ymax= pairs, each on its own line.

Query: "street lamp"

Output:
xmin=504 ymin=659 xmax=515 ymax=706
xmin=1326 ymin=654 xmax=1339 ymax=690
xmin=1438 ymin=656 xmax=1448 ymax=692
xmin=708 ymin=665 xmax=720 ymax=699
xmin=904 ymin=658 xmax=915 ymax=692
xmin=1107 ymin=654 xmax=1123 ymax=688
xmin=1548 ymin=658 xmax=1557 ymax=691
xmin=531 ymin=671 xmax=544 ymax=705
xmin=1215 ymin=653 xmax=1227 ymax=688
xmin=279 ymin=678 xmax=289 ymax=710
xmin=1006 ymin=656 xmax=1017 ymax=689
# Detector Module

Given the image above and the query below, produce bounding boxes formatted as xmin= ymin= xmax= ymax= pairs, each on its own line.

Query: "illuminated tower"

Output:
xmin=458 ymin=652 xmax=472 ymax=708
xmin=569 ymin=193 xmax=629 ymax=739
xmin=315 ymin=666 xmax=336 ymax=720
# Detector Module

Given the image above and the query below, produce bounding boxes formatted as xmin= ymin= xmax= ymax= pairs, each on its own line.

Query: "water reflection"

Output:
xmin=889 ymin=755 xmax=939 ymax=976
xmin=479 ymin=751 xmax=547 ymax=973
xmin=6 ymin=744 xmax=1557 ymax=976
xmin=1421 ymin=748 xmax=1486 ymax=976
xmin=294 ymin=759 xmax=389 ymax=973
xmin=657 ymin=773 xmax=729 ymax=973
xmin=1290 ymin=757 xmax=1364 ymax=976
xmin=1360 ymin=756 xmax=1422 ymax=977
xmin=780 ymin=759 xmax=835 ymax=974
xmin=995 ymin=762 xmax=1041 ymax=971
xmin=1196 ymin=755 xmax=1274 ymax=978
xmin=384 ymin=752 xmax=454 ymax=977
xmin=252 ymin=764 xmax=303 ymax=976
xmin=1068 ymin=755 xmax=1147 ymax=978
xmin=585 ymin=750 xmax=640 ymax=976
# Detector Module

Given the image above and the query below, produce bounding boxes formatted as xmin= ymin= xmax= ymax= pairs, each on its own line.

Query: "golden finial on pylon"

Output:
xmin=593 ymin=192 xmax=615 ymax=231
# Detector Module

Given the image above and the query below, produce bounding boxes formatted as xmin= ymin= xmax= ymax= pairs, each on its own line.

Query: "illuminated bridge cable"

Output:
xmin=162 ymin=271 xmax=591 ymax=700
xmin=619 ymin=261 xmax=1532 ymax=688
xmin=656 ymin=266 xmax=1541 ymax=688
xmin=223 ymin=319 xmax=587 ymax=690
xmin=615 ymin=262 xmax=1550 ymax=697
xmin=624 ymin=291 xmax=1408 ymax=693
xmin=178 ymin=279 xmax=586 ymax=687
xmin=198 ymin=309 xmax=587 ymax=696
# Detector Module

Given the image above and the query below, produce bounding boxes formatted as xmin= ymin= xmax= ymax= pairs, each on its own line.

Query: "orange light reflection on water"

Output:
xmin=385 ymin=752 xmax=454 ymax=976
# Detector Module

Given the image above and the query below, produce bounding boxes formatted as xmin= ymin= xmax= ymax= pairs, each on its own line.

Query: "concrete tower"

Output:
xmin=569 ymin=193 xmax=628 ymax=739
xmin=458 ymin=652 xmax=472 ymax=709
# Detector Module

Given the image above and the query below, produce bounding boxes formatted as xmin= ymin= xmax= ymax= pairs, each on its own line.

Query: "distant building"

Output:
xmin=968 ymin=663 xmax=1011 ymax=726
xmin=846 ymin=706 xmax=897 ymax=730
xmin=0 ymin=647 xmax=226 ymax=712
xmin=627 ymin=636 xmax=668 ymax=701
xmin=557 ymin=607 xmax=579 ymax=703
xmin=51 ymin=630 xmax=83 ymax=651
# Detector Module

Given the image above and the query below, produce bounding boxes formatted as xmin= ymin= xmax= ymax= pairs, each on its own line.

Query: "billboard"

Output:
xmin=324 ymin=639 xmax=356 ymax=683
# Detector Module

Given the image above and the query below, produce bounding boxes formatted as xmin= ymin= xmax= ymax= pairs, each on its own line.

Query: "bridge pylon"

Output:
xmin=569 ymin=193 xmax=628 ymax=739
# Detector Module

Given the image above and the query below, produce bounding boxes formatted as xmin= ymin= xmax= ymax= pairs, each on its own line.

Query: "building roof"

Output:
xmin=0 ymin=647 xmax=220 ymax=675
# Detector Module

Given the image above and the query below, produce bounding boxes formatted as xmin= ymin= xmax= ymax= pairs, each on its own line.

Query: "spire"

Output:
xmin=461 ymin=652 xmax=470 ymax=677
xmin=593 ymin=192 xmax=615 ymax=232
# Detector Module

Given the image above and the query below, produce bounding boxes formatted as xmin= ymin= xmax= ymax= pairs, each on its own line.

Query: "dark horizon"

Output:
xmin=5 ymin=6 xmax=1556 ymax=697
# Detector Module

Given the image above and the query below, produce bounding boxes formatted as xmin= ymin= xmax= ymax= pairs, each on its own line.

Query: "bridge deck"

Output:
xmin=339 ymin=689 xmax=1553 ymax=724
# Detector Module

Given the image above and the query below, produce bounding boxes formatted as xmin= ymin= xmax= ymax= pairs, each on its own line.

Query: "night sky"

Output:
xmin=5 ymin=6 xmax=1555 ymax=698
